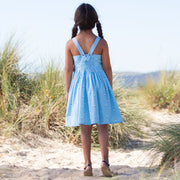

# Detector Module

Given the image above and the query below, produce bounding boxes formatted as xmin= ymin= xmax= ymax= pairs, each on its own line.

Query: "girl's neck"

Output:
xmin=79 ymin=29 xmax=93 ymax=35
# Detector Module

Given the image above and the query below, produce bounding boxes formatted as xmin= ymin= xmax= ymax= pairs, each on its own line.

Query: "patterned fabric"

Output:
xmin=65 ymin=36 xmax=123 ymax=127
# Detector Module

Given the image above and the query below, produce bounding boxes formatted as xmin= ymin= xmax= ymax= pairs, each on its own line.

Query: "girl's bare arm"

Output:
xmin=101 ymin=39 xmax=113 ymax=89
xmin=64 ymin=40 xmax=74 ymax=96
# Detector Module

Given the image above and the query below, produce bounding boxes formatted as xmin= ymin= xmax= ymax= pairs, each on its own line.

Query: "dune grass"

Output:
xmin=150 ymin=124 xmax=180 ymax=168
xmin=108 ymin=87 xmax=149 ymax=148
xmin=0 ymin=36 xmax=37 ymax=134
xmin=16 ymin=61 xmax=67 ymax=135
xmin=0 ymin=36 xmax=149 ymax=147
xmin=139 ymin=70 xmax=180 ymax=113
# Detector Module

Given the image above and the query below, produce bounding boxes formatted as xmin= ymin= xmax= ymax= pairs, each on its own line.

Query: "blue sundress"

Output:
xmin=65 ymin=36 xmax=123 ymax=127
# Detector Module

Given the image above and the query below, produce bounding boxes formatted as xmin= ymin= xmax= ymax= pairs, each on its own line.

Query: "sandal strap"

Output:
xmin=84 ymin=164 xmax=91 ymax=170
xmin=102 ymin=160 xmax=110 ymax=167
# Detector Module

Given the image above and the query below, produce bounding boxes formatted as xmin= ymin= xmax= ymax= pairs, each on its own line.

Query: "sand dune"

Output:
xmin=0 ymin=109 xmax=179 ymax=179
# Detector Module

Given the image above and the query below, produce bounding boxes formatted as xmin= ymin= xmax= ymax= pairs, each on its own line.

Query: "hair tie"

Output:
xmin=96 ymin=20 xmax=100 ymax=25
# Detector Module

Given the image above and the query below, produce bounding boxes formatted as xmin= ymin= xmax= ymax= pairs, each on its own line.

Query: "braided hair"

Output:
xmin=72 ymin=24 xmax=78 ymax=39
xmin=71 ymin=3 xmax=104 ymax=39
xmin=96 ymin=20 xmax=103 ymax=39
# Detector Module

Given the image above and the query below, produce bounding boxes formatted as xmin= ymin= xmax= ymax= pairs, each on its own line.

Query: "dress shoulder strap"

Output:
xmin=88 ymin=36 xmax=101 ymax=56
xmin=72 ymin=37 xmax=85 ymax=56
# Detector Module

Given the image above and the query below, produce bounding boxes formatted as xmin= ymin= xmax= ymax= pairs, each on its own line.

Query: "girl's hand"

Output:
xmin=66 ymin=92 xmax=69 ymax=104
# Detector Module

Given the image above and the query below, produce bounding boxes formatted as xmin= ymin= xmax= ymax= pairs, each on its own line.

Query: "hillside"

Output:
xmin=113 ymin=70 xmax=177 ymax=88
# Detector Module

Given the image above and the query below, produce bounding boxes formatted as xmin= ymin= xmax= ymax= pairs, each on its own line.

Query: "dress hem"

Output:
xmin=65 ymin=121 xmax=123 ymax=127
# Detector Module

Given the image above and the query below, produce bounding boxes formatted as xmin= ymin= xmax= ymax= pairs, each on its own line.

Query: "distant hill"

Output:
xmin=113 ymin=71 xmax=164 ymax=88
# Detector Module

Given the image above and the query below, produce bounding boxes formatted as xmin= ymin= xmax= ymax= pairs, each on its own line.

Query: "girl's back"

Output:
xmin=70 ymin=33 xmax=103 ymax=56
xmin=66 ymin=32 xmax=111 ymax=77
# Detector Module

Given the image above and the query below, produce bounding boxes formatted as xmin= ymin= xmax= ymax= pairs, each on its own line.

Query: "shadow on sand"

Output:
xmin=0 ymin=164 xmax=175 ymax=180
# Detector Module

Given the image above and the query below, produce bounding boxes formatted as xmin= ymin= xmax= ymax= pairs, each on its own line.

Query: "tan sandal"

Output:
xmin=84 ymin=164 xmax=93 ymax=176
xmin=101 ymin=160 xmax=112 ymax=177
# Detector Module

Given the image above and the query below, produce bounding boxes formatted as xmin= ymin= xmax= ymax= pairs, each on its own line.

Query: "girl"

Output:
xmin=64 ymin=3 xmax=123 ymax=177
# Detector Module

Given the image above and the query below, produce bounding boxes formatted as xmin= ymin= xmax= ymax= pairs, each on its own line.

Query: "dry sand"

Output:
xmin=0 ymin=109 xmax=180 ymax=180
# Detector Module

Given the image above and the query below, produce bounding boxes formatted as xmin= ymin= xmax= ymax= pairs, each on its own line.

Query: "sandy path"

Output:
xmin=0 ymin=109 xmax=180 ymax=179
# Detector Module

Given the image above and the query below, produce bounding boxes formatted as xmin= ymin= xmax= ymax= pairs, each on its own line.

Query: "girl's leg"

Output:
xmin=80 ymin=124 xmax=93 ymax=167
xmin=97 ymin=124 xmax=112 ymax=177
xmin=96 ymin=124 xmax=109 ymax=164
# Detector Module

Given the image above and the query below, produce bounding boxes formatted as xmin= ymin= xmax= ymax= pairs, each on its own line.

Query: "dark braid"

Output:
xmin=96 ymin=20 xmax=104 ymax=39
xmin=72 ymin=24 xmax=78 ymax=38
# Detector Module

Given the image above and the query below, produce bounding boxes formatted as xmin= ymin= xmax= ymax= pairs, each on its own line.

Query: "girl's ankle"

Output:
xmin=101 ymin=160 xmax=110 ymax=167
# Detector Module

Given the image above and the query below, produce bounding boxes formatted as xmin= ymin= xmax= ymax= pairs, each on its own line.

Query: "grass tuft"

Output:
xmin=149 ymin=124 xmax=180 ymax=168
xmin=139 ymin=70 xmax=180 ymax=113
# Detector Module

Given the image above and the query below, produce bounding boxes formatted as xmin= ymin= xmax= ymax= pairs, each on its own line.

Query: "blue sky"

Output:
xmin=0 ymin=0 xmax=180 ymax=73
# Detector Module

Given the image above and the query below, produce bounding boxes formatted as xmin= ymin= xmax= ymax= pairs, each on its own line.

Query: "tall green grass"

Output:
xmin=17 ymin=61 xmax=66 ymax=135
xmin=140 ymin=70 xmax=180 ymax=113
xmin=108 ymin=88 xmax=148 ymax=148
xmin=0 ymin=36 xmax=20 ymax=114
xmin=150 ymin=124 xmax=180 ymax=168
xmin=0 ymin=37 xmax=36 ymax=134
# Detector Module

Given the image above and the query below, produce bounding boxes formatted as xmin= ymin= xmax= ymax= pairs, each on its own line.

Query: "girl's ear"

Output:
xmin=96 ymin=21 xmax=103 ymax=39
xmin=72 ymin=24 xmax=78 ymax=38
